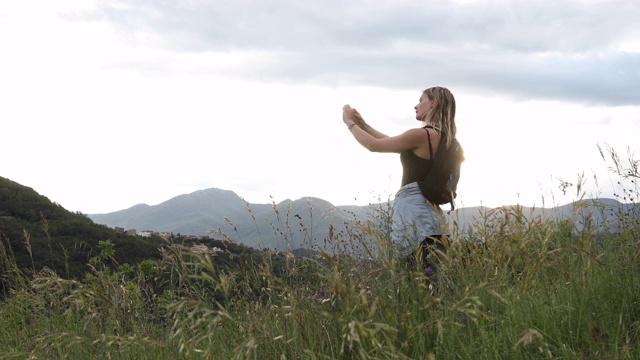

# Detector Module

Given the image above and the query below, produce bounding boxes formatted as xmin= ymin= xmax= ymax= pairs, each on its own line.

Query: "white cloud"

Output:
xmin=1 ymin=0 xmax=639 ymax=214
xmin=75 ymin=0 xmax=640 ymax=106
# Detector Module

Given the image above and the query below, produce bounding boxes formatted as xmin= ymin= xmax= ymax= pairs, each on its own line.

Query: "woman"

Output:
xmin=342 ymin=86 xmax=457 ymax=268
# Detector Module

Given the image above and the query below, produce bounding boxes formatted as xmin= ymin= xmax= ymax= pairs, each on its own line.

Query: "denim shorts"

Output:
xmin=391 ymin=182 xmax=445 ymax=256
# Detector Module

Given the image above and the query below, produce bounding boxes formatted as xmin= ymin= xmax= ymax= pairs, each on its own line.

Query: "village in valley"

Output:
xmin=111 ymin=226 xmax=295 ymax=258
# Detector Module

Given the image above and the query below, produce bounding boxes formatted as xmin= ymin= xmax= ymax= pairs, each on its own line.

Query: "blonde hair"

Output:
xmin=422 ymin=86 xmax=457 ymax=149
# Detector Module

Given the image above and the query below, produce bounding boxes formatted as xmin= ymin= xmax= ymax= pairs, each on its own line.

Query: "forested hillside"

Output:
xmin=0 ymin=176 xmax=164 ymax=279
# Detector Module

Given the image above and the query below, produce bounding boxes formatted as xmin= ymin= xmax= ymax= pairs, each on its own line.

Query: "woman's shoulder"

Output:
xmin=419 ymin=126 xmax=441 ymax=152
xmin=400 ymin=127 xmax=435 ymax=141
xmin=418 ymin=126 xmax=441 ymax=139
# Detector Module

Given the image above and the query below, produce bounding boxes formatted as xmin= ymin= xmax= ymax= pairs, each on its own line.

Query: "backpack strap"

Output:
xmin=424 ymin=127 xmax=434 ymax=160
xmin=424 ymin=125 xmax=456 ymax=213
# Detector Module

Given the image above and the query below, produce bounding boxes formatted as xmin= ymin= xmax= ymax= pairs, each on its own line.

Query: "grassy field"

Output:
xmin=1 ymin=148 xmax=639 ymax=359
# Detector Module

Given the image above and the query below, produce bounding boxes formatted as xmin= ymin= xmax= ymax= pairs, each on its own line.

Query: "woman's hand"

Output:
xmin=342 ymin=104 xmax=356 ymax=125
xmin=352 ymin=108 xmax=366 ymax=126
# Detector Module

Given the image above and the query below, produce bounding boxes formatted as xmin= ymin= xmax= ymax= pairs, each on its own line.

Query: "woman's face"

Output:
xmin=414 ymin=93 xmax=435 ymax=121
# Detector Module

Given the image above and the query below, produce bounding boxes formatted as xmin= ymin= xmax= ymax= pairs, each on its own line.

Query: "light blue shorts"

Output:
xmin=391 ymin=182 xmax=445 ymax=256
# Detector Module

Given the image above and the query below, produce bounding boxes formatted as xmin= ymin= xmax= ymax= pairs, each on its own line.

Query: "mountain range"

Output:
xmin=87 ymin=187 xmax=637 ymax=250
xmin=5 ymin=174 xmax=635 ymax=281
xmin=88 ymin=188 xmax=376 ymax=251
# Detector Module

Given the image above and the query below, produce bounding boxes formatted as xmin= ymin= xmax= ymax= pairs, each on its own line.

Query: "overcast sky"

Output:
xmin=2 ymin=0 xmax=639 ymax=214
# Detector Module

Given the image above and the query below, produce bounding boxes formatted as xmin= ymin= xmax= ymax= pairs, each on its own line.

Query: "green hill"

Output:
xmin=0 ymin=176 xmax=164 ymax=280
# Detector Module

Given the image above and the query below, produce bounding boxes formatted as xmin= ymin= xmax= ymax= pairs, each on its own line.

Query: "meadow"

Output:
xmin=1 ymin=145 xmax=639 ymax=359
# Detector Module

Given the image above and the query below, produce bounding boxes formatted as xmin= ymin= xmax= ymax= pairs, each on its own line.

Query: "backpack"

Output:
xmin=418 ymin=126 xmax=464 ymax=211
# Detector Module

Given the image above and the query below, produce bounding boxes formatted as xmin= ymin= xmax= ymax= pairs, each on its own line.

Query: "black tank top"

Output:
xmin=400 ymin=128 xmax=436 ymax=186
xmin=400 ymin=150 xmax=433 ymax=186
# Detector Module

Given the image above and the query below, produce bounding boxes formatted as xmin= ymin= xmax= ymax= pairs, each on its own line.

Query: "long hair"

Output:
xmin=422 ymin=86 xmax=456 ymax=148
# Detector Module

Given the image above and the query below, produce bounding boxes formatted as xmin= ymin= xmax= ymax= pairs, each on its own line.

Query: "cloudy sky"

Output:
xmin=2 ymin=0 xmax=639 ymax=214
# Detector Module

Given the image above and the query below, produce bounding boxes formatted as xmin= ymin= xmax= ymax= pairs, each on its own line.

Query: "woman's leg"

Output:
xmin=411 ymin=235 xmax=445 ymax=271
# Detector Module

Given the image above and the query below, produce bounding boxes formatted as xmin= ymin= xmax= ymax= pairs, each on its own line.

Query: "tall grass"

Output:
xmin=1 ymin=146 xmax=640 ymax=359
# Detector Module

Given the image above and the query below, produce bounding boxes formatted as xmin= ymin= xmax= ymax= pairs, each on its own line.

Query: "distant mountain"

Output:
xmin=3 ymin=173 xmax=634 ymax=272
xmin=450 ymin=197 xmax=636 ymax=235
xmin=89 ymin=188 xmax=378 ymax=251
xmin=88 ymin=187 xmax=638 ymax=250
